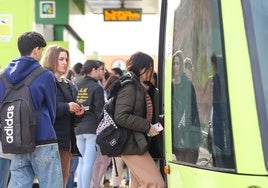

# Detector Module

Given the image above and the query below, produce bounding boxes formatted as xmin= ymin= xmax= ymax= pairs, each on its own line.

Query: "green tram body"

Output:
xmin=158 ymin=0 xmax=268 ymax=187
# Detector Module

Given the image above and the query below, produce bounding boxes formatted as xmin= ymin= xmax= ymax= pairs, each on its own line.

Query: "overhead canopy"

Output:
xmin=86 ymin=0 xmax=159 ymax=14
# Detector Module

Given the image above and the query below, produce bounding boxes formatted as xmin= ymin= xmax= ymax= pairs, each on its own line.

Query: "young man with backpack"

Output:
xmin=0 ymin=31 xmax=63 ymax=187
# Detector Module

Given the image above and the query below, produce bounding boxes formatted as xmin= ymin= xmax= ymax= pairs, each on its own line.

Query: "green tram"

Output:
xmin=157 ymin=0 xmax=268 ymax=187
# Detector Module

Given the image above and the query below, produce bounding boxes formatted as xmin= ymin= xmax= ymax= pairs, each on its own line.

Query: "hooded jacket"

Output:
xmin=0 ymin=56 xmax=57 ymax=145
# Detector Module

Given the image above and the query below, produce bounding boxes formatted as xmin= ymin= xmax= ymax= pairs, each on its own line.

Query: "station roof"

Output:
xmin=85 ymin=0 xmax=159 ymax=14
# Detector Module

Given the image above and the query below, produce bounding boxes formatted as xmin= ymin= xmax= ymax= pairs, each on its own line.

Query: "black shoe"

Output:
xmin=125 ymin=180 xmax=129 ymax=185
xmin=103 ymin=179 xmax=110 ymax=185
xmin=32 ymin=183 xmax=39 ymax=188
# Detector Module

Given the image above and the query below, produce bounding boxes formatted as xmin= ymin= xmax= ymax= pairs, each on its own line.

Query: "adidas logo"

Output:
xmin=4 ymin=105 xmax=14 ymax=143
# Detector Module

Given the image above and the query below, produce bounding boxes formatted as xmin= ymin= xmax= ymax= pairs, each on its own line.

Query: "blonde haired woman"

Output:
xmin=41 ymin=45 xmax=83 ymax=187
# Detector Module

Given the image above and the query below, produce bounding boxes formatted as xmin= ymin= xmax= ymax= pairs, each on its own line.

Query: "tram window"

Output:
xmin=243 ymin=0 xmax=268 ymax=169
xmin=171 ymin=0 xmax=235 ymax=169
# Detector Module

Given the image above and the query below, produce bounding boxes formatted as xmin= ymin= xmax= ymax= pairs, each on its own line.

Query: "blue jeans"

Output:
xmin=10 ymin=143 xmax=63 ymax=188
xmin=125 ymin=166 xmax=130 ymax=183
xmin=76 ymin=134 xmax=97 ymax=188
xmin=0 ymin=157 xmax=10 ymax=188
xmin=66 ymin=156 xmax=79 ymax=188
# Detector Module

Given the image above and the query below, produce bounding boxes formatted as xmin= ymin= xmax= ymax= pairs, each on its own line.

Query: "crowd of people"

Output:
xmin=0 ymin=31 xmax=165 ymax=188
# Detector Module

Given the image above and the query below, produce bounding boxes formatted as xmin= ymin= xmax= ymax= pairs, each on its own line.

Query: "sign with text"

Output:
xmin=103 ymin=8 xmax=142 ymax=21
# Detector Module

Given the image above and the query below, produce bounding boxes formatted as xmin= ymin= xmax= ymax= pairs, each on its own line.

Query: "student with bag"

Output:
xmin=0 ymin=31 xmax=63 ymax=187
xmin=113 ymin=51 xmax=165 ymax=188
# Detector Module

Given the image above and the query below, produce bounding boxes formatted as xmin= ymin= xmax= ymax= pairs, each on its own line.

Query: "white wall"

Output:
xmin=70 ymin=5 xmax=160 ymax=57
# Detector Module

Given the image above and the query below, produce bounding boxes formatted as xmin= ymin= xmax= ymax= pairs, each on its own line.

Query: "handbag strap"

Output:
xmin=112 ymin=157 xmax=119 ymax=177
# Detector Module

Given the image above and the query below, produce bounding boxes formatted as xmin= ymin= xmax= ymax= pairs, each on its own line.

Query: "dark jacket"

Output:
xmin=0 ymin=57 xmax=57 ymax=145
xmin=114 ymin=72 xmax=151 ymax=155
xmin=55 ymin=79 xmax=81 ymax=156
xmin=144 ymin=81 xmax=163 ymax=158
xmin=75 ymin=76 xmax=105 ymax=135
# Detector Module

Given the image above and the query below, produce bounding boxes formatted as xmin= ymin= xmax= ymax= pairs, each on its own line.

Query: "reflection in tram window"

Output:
xmin=170 ymin=0 xmax=235 ymax=168
xmin=243 ymin=0 xmax=268 ymax=167
xmin=184 ymin=57 xmax=194 ymax=81
xmin=171 ymin=50 xmax=202 ymax=164
xmin=204 ymin=53 xmax=234 ymax=168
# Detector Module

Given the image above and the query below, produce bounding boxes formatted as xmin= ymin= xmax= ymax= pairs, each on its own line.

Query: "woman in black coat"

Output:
xmin=42 ymin=45 xmax=83 ymax=187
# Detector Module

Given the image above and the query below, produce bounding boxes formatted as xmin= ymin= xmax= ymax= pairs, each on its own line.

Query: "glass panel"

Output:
xmin=171 ymin=0 xmax=235 ymax=168
xmin=243 ymin=0 xmax=268 ymax=168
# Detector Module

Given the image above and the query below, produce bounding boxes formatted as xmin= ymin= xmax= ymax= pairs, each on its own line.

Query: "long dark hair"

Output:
xmin=126 ymin=51 xmax=154 ymax=77
xmin=81 ymin=60 xmax=99 ymax=76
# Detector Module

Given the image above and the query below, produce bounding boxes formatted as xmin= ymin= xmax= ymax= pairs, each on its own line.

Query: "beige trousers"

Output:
xmin=121 ymin=151 xmax=166 ymax=188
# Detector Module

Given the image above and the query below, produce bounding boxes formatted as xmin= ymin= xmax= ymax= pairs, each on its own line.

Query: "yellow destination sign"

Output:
xmin=103 ymin=8 xmax=142 ymax=21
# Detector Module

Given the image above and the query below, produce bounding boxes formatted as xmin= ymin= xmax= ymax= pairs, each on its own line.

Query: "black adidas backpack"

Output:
xmin=0 ymin=67 xmax=47 ymax=154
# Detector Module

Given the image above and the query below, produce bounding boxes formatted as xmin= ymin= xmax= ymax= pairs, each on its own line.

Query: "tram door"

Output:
xmin=159 ymin=0 xmax=268 ymax=187
xmin=162 ymin=0 xmax=235 ymax=170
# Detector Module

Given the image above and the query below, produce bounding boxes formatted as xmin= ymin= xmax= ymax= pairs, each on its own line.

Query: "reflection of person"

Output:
xmin=75 ymin=60 xmax=105 ymax=188
xmin=206 ymin=53 xmax=225 ymax=167
xmin=172 ymin=50 xmax=201 ymax=164
xmin=114 ymin=52 xmax=165 ymax=187
xmin=0 ymin=31 xmax=63 ymax=187
xmin=184 ymin=57 xmax=194 ymax=81
xmin=41 ymin=45 xmax=83 ymax=187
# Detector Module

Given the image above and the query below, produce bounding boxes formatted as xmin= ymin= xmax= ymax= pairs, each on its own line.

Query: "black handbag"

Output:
xmin=96 ymin=109 xmax=129 ymax=157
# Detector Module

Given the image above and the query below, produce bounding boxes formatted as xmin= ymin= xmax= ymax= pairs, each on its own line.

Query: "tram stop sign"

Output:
xmin=103 ymin=8 xmax=142 ymax=21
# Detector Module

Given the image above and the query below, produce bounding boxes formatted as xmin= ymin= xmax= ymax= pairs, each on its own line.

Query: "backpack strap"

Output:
xmin=23 ymin=67 xmax=47 ymax=86
xmin=112 ymin=157 xmax=119 ymax=177
xmin=0 ymin=71 xmax=11 ymax=88
xmin=0 ymin=67 xmax=47 ymax=88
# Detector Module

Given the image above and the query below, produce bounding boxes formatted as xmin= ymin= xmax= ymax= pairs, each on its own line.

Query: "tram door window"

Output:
xmin=171 ymin=0 xmax=235 ymax=169
xmin=243 ymin=0 xmax=268 ymax=168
